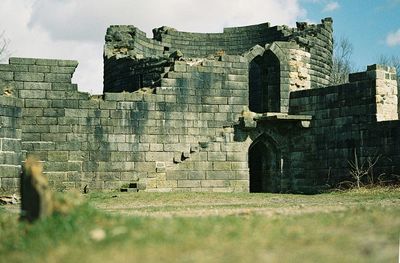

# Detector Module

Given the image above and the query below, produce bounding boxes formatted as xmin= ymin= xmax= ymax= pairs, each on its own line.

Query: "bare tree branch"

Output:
xmin=330 ymin=36 xmax=354 ymax=85
xmin=0 ymin=30 xmax=11 ymax=62
xmin=378 ymin=54 xmax=400 ymax=86
xmin=348 ymin=149 xmax=381 ymax=188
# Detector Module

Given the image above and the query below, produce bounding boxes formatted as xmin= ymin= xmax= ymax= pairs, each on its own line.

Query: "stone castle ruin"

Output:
xmin=0 ymin=18 xmax=399 ymax=193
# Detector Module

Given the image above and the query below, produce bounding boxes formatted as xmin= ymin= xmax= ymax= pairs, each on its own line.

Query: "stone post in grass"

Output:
xmin=20 ymin=156 xmax=54 ymax=222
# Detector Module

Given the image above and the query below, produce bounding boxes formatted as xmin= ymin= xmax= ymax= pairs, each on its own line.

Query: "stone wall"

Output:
xmin=289 ymin=65 xmax=400 ymax=191
xmin=104 ymin=18 xmax=332 ymax=93
xmin=1 ymin=18 xmax=399 ymax=194
xmin=0 ymin=95 xmax=22 ymax=192
xmin=1 ymin=57 xmax=399 ymax=193
xmin=0 ymin=56 xmax=253 ymax=192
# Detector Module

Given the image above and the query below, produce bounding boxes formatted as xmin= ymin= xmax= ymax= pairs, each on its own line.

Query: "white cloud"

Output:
xmin=322 ymin=2 xmax=340 ymax=12
xmin=386 ymin=29 xmax=400 ymax=47
xmin=1 ymin=0 xmax=307 ymax=94
xmin=28 ymin=0 xmax=306 ymax=40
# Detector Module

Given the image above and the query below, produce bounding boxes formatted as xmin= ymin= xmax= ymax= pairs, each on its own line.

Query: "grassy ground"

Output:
xmin=0 ymin=187 xmax=399 ymax=263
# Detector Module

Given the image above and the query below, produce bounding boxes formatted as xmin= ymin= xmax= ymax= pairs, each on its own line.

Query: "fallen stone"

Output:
xmin=169 ymin=50 xmax=183 ymax=60
xmin=89 ymin=228 xmax=106 ymax=242
xmin=0 ymin=194 xmax=19 ymax=205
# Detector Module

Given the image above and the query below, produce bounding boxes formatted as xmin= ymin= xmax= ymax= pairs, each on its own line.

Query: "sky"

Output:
xmin=0 ymin=0 xmax=399 ymax=94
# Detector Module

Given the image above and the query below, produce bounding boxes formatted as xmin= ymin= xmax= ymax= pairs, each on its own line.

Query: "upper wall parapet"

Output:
xmin=105 ymin=18 xmax=332 ymax=59
xmin=290 ymin=64 xmax=398 ymax=122
xmin=0 ymin=57 xmax=79 ymax=98
xmin=349 ymin=64 xmax=398 ymax=83
xmin=350 ymin=64 xmax=398 ymax=121
xmin=104 ymin=18 xmax=333 ymax=93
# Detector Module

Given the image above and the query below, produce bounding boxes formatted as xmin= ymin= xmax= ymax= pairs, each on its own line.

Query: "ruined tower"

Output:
xmin=0 ymin=18 xmax=398 ymax=193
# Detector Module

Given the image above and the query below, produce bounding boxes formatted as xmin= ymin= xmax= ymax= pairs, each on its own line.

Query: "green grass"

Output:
xmin=0 ymin=187 xmax=399 ymax=263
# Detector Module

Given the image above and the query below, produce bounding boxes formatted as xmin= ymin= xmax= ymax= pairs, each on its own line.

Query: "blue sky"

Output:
xmin=301 ymin=0 xmax=400 ymax=70
xmin=0 ymin=0 xmax=399 ymax=94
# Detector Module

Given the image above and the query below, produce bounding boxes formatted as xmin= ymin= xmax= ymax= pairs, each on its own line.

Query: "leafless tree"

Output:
xmin=330 ymin=36 xmax=354 ymax=85
xmin=0 ymin=30 xmax=10 ymax=62
xmin=348 ymin=149 xmax=381 ymax=188
xmin=378 ymin=54 xmax=400 ymax=86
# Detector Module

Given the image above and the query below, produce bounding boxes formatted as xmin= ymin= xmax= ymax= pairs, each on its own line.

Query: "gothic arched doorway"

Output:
xmin=249 ymin=50 xmax=281 ymax=113
xmin=249 ymin=137 xmax=281 ymax=193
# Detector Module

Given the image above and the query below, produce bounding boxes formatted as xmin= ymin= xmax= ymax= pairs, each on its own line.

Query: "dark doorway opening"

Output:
xmin=249 ymin=138 xmax=281 ymax=193
xmin=249 ymin=50 xmax=281 ymax=113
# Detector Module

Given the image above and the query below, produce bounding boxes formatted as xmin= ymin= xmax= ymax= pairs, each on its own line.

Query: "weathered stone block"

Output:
xmin=47 ymin=151 xmax=69 ymax=162
xmin=206 ymin=171 xmax=233 ymax=180
xmin=228 ymin=96 xmax=248 ymax=105
xmin=1 ymin=138 xmax=21 ymax=152
xmin=135 ymin=162 xmax=155 ymax=172
xmin=227 ymin=152 xmax=247 ymax=162
xmin=0 ymin=152 xmax=20 ymax=165
xmin=173 ymin=152 xmax=182 ymax=163
xmin=14 ymin=72 xmax=44 ymax=82
xmin=9 ymin=57 xmax=36 ymax=65
xmin=99 ymin=101 xmax=117 ymax=109
xmin=166 ymin=170 xmax=188 ymax=180
xmin=201 ymin=180 xmax=229 ymax=188
xmin=36 ymin=117 xmax=58 ymax=125
xmin=231 ymin=162 xmax=248 ymax=171
xmin=155 ymin=161 xmax=166 ymax=173
xmin=156 ymin=180 xmax=177 ymax=189
xmin=227 ymin=74 xmax=247 ymax=82
xmin=2 ymin=177 xmax=20 ymax=188
xmin=24 ymin=100 xmax=50 ymax=109
xmin=44 ymin=108 xmax=65 ymax=117
xmin=35 ymin=59 xmax=59 ymax=66
xmin=201 ymin=96 xmax=228 ymax=105
xmin=0 ymin=165 xmax=20 ymax=178
xmin=57 ymin=60 xmax=78 ymax=67
xmin=52 ymin=100 xmax=79 ymax=108
xmin=51 ymin=66 xmax=76 ymax=74
xmin=0 ymin=71 xmax=13 ymax=80
xmin=28 ymin=65 xmax=51 ymax=73
xmin=173 ymin=62 xmax=187 ymax=72
xmin=187 ymin=171 xmax=206 ymax=180
xmin=19 ymin=89 xmax=46 ymax=99
xmin=145 ymin=152 xmax=171 ymax=162
xmin=177 ymin=180 xmax=201 ymax=188
xmin=213 ymin=162 xmax=231 ymax=170
xmin=52 ymin=83 xmax=78 ymax=91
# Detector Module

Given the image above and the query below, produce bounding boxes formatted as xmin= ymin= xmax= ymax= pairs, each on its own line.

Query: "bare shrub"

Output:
xmin=348 ymin=149 xmax=381 ymax=188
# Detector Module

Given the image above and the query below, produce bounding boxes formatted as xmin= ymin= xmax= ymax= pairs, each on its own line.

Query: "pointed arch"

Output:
xmin=248 ymin=133 xmax=282 ymax=193
xmin=246 ymin=42 xmax=290 ymax=113
xmin=243 ymin=45 xmax=265 ymax=62
xmin=265 ymin=42 xmax=290 ymax=113
xmin=248 ymin=50 xmax=281 ymax=113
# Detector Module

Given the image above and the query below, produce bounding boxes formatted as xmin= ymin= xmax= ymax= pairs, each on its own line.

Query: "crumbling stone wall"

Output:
xmin=0 ymin=56 xmax=254 ymax=192
xmin=289 ymin=65 xmax=400 ymax=191
xmin=0 ymin=95 xmax=22 ymax=192
xmin=104 ymin=18 xmax=332 ymax=93
xmin=0 ymin=18 xmax=399 ymax=193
